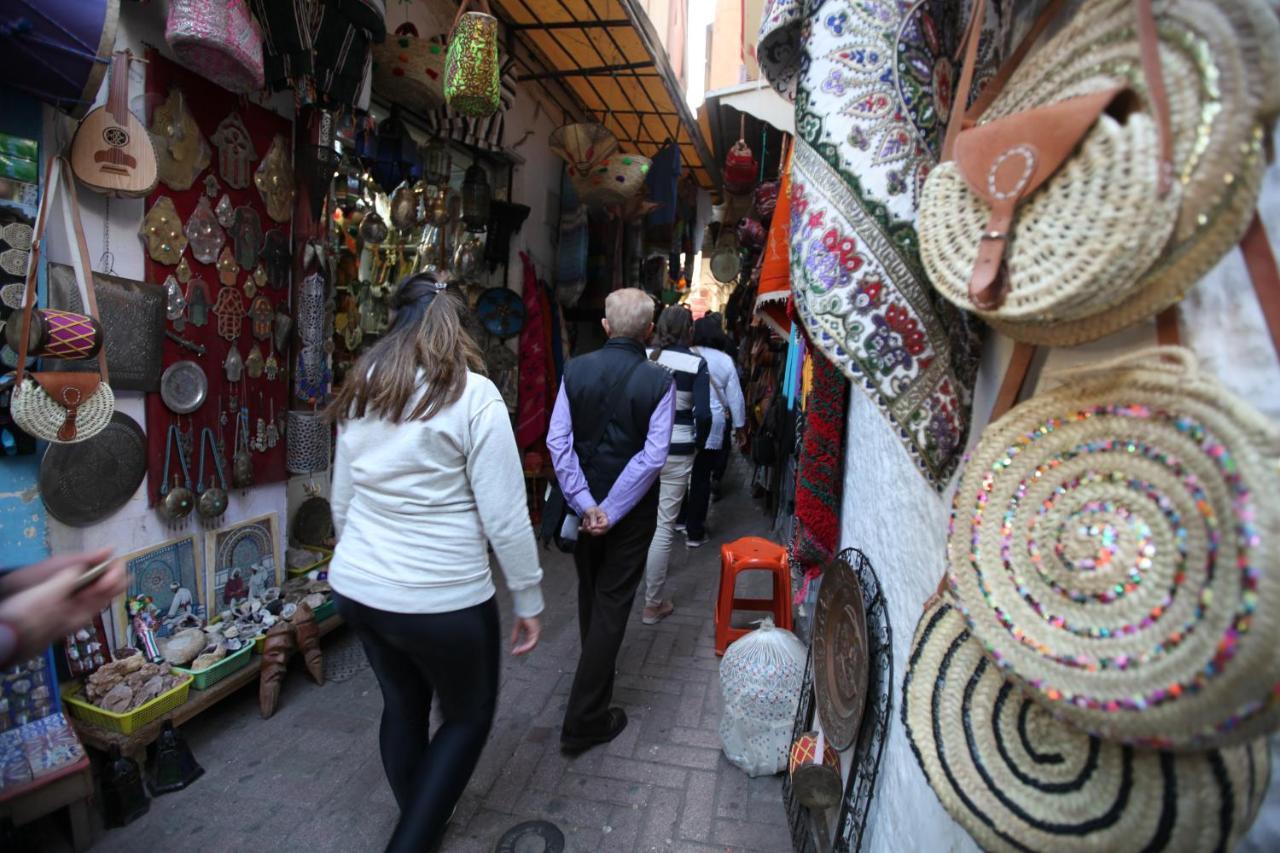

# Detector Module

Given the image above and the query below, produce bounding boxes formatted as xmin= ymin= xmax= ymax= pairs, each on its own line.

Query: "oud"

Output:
xmin=70 ymin=51 xmax=159 ymax=198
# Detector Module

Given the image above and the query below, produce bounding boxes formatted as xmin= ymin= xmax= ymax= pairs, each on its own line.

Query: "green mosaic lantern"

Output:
xmin=444 ymin=1 xmax=502 ymax=118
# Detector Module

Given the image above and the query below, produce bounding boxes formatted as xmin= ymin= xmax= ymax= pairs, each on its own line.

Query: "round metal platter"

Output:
xmin=475 ymin=286 xmax=527 ymax=339
xmin=812 ymin=554 xmax=870 ymax=751
xmin=160 ymin=359 xmax=208 ymax=414
xmin=39 ymin=411 xmax=147 ymax=527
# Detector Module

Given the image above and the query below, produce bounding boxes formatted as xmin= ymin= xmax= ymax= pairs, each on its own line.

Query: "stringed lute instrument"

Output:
xmin=70 ymin=50 xmax=158 ymax=198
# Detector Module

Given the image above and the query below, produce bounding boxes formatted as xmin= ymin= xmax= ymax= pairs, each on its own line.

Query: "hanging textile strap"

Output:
xmin=198 ymin=427 xmax=227 ymax=491
xmin=942 ymin=0 xmax=1170 ymax=193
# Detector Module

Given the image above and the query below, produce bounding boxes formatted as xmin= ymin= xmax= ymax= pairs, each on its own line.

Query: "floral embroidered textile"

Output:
xmin=781 ymin=0 xmax=1006 ymax=490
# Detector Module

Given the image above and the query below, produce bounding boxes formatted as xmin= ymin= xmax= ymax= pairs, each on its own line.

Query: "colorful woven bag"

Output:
xmin=945 ymin=347 xmax=1280 ymax=750
xmin=9 ymin=158 xmax=114 ymax=444
xmin=372 ymin=23 xmax=446 ymax=113
xmin=444 ymin=0 xmax=501 ymax=118
xmin=165 ymin=0 xmax=265 ymax=94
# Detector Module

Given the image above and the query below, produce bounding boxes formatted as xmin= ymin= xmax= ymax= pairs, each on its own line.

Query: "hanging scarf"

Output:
xmin=516 ymin=252 xmax=549 ymax=451
xmin=777 ymin=3 xmax=1004 ymax=491
xmin=755 ymin=140 xmax=793 ymax=337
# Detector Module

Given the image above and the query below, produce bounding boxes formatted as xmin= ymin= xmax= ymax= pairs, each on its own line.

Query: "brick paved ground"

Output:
xmin=74 ymin=463 xmax=791 ymax=853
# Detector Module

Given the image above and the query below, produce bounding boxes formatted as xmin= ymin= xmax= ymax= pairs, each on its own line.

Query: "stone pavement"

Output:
xmin=78 ymin=465 xmax=792 ymax=853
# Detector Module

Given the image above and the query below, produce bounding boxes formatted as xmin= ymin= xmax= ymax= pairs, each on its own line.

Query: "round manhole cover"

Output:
xmin=494 ymin=820 xmax=565 ymax=853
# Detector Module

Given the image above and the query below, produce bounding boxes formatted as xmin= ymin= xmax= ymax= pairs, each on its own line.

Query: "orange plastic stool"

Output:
xmin=715 ymin=536 xmax=793 ymax=655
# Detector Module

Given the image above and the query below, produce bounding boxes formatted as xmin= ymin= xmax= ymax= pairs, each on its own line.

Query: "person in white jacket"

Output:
xmin=327 ymin=273 xmax=543 ymax=853
xmin=682 ymin=314 xmax=747 ymax=547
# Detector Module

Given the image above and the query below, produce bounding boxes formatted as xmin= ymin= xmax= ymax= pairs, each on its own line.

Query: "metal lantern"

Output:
xmin=423 ymin=138 xmax=451 ymax=186
xmin=461 ymin=164 xmax=491 ymax=232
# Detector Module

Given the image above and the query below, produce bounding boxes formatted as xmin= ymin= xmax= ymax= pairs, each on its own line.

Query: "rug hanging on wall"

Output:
xmin=791 ymin=331 xmax=849 ymax=590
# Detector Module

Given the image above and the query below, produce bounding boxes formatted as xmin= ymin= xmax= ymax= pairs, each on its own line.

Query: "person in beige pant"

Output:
xmin=641 ymin=307 xmax=712 ymax=624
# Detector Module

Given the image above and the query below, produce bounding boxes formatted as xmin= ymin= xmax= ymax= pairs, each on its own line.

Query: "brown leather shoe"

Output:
xmin=293 ymin=603 xmax=324 ymax=685
xmin=259 ymin=622 xmax=294 ymax=719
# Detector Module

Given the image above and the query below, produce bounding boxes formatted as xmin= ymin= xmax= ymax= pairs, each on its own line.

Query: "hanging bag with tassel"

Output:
xmin=9 ymin=158 xmax=114 ymax=444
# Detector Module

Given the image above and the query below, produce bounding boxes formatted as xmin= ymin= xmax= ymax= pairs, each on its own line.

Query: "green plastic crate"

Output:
xmin=172 ymin=642 xmax=256 ymax=690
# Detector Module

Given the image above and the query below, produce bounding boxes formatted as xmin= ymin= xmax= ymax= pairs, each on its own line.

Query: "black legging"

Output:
xmin=334 ymin=593 xmax=500 ymax=853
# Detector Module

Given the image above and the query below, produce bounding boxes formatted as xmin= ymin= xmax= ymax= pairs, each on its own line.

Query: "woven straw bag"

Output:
xmin=945 ymin=347 xmax=1280 ymax=750
xmin=982 ymin=0 xmax=1277 ymax=346
xmin=549 ymin=123 xmax=619 ymax=179
xmin=570 ymin=153 xmax=650 ymax=207
xmin=903 ymin=601 xmax=1271 ymax=853
xmin=10 ymin=158 xmax=114 ymax=444
xmin=372 ymin=23 xmax=446 ymax=114
xmin=919 ymin=0 xmax=1179 ymax=329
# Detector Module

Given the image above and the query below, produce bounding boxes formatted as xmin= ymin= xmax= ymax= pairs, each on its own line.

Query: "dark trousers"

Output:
xmin=684 ymin=445 xmax=725 ymax=540
xmin=335 ymin=593 xmax=500 ymax=853
xmin=563 ymin=490 xmax=658 ymax=736
xmin=712 ymin=424 xmax=732 ymax=484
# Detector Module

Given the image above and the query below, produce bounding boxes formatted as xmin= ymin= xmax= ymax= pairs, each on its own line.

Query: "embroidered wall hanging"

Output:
xmin=779 ymin=1 xmax=1006 ymax=490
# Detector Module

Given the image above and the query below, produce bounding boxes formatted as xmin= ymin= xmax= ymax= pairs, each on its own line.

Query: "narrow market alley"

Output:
xmin=74 ymin=460 xmax=790 ymax=853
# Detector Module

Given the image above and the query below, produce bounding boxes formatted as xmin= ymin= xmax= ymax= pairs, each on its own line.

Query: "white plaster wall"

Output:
xmin=848 ymin=156 xmax=1280 ymax=851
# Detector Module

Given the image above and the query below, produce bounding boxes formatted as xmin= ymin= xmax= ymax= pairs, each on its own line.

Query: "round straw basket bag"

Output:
xmin=550 ymin=123 xmax=619 ymax=178
xmin=286 ymin=410 xmax=331 ymax=475
xmin=945 ymin=347 xmax=1280 ymax=750
xmin=919 ymin=0 xmax=1180 ymax=330
xmin=920 ymin=0 xmax=1278 ymax=345
xmin=903 ymin=601 xmax=1272 ymax=853
xmin=571 ymin=153 xmax=650 ymax=207
xmin=372 ymin=23 xmax=446 ymax=113
xmin=982 ymin=0 xmax=1277 ymax=346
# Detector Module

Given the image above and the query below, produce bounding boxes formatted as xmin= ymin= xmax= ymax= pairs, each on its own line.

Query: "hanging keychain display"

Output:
xmin=157 ymin=423 xmax=195 ymax=523
xmin=253 ymin=392 xmax=268 ymax=452
xmin=232 ymin=404 xmax=253 ymax=488
xmin=265 ymin=400 xmax=278 ymax=449
xmin=196 ymin=427 xmax=229 ymax=519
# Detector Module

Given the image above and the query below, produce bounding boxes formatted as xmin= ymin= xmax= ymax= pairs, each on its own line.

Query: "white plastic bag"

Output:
xmin=719 ymin=616 xmax=808 ymax=776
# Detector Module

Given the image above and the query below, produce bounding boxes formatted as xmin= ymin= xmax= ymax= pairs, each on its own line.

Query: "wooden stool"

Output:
xmin=716 ymin=536 xmax=792 ymax=655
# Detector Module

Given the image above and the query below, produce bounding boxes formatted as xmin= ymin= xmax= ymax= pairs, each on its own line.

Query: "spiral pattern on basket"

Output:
xmin=946 ymin=349 xmax=1280 ymax=749
xmin=902 ymin=602 xmax=1271 ymax=853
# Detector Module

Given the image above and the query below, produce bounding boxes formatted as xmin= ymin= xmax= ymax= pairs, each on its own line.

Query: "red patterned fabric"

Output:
xmin=792 ymin=333 xmax=848 ymax=589
xmin=515 ymin=252 xmax=548 ymax=451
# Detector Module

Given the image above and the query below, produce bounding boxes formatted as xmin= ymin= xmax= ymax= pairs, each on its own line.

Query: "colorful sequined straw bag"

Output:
xmin=444 ymin=0 xmax=501 ymax=118
xmin=944 ymin=346 xmax=1280 ymax=750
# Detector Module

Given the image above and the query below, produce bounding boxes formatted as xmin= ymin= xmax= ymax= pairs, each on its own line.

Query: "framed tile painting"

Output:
xmin=204 ymin=513 xmax=282 ymax=616
xmin=112 ymin=536 xmax=206 ymax=648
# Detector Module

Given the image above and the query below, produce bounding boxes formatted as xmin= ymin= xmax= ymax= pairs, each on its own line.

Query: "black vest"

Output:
xmin=562 ymin=338 xmax=671 ymax=503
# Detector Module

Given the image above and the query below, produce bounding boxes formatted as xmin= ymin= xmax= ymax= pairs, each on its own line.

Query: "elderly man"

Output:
xmin=547 ymin=288 xmax=674 ymax=753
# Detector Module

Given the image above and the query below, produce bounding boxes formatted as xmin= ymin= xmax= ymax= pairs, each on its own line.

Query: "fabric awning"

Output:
xmin=490 ymin=0 xmax=718 ymax=189
xmin=704 ymin=80 xmax=794 ymax=136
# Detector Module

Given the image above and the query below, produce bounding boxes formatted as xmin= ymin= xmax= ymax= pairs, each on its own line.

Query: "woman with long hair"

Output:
xmin=327 ymin=273 xmax=544 ymax=852
xmin=641 ymin=305 xmax=711 ymax=624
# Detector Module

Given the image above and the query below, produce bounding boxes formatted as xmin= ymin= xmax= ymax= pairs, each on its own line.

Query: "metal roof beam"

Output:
xmin=509 ymin=19 xmax=630 ymax=30
xmin=516 ymin=61 xmax=655 ymax=82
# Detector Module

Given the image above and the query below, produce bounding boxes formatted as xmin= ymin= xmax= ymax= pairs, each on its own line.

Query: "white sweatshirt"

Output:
xmin=329 ymin=371 xmax=545 ymax=618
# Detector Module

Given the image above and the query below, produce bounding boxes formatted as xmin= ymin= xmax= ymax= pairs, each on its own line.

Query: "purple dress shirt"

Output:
xmin=546 ymin=380 xmax=676 ymax=525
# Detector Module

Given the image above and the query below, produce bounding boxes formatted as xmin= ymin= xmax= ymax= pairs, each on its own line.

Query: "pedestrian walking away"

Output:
xmin=326 ymin=273 xmax=544 ymax=853
xmin=546 ymin=287 xmax=675 ymax=754
xmin=643 ymin=306 xmax=712 ymax=622
xmin=685 ymin=314 xmax=747 ymax=546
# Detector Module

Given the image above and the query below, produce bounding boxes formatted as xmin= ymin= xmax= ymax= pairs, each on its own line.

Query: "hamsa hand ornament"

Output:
xmin=255 ymin=135 xmax=295 ymax=223
xmin=141 ymin=197 xmax=188 ymax=265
